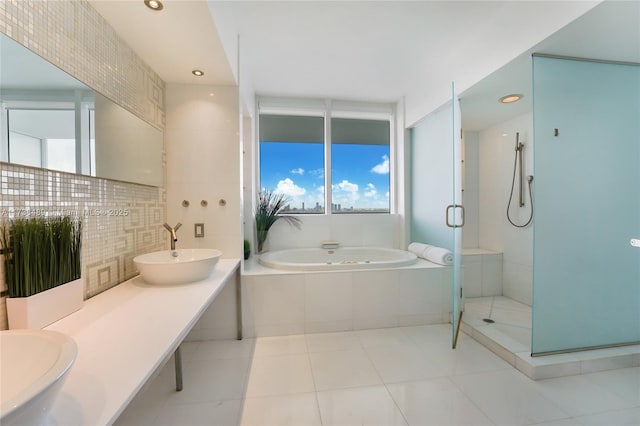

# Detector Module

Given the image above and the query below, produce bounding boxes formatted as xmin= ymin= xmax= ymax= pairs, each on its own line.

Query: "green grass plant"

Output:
xmin=255 ymin=190 xmax=301 ymax=252
xmin=1 ymin=216 xmax=82 ymax=298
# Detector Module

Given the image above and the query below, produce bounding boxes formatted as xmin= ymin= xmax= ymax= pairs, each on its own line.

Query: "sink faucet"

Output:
xmin=163 ymin=222 xmax=182 ymax=252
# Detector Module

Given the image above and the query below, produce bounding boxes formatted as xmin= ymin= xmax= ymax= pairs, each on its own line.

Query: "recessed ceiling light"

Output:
xmin=144 ymin=0 xmax=163 ymax=11
xmin=499 ymin=94 xmax=523 ymax=104
xmin=192 ymin=69 xmax=204 ymax=77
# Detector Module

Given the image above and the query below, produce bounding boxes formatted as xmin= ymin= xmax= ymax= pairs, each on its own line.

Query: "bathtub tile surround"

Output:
xmin=305 ymin=273 xmax=353 ymax=333
xmin=0 ymin=0 xmax=166 ymax=329
xmin=242 ymin=260 xmax=450 ymax=337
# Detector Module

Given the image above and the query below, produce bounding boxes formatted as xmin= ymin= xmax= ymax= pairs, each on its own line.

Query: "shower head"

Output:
xmin=515 ymin=132 xmax=523 ymax=151
xmin=527 ymin=175 xmax=534 ymax=183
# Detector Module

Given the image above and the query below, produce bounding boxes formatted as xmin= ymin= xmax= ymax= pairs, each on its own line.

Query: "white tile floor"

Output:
xmin=115 ymin=324 xmax=640 ymax=426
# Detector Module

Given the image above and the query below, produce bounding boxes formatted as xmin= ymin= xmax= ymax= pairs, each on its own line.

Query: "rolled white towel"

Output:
xmin=422 ymin=245 xmax=453 ymax=266
xmin=408 ymin=242 xmax=430 ymax=258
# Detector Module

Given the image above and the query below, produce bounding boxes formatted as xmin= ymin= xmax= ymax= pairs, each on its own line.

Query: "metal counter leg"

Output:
xmin=175 ymin=345 xmax=183 ymax=391
xmin=236 ymin=272 xmax=243 ymax=340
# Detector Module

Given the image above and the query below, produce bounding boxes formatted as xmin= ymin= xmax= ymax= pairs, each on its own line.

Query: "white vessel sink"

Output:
xmin=133 ymin=248 xmax=222 ymax=285
xmin=1 ymin=330 xmax=77 ymax=426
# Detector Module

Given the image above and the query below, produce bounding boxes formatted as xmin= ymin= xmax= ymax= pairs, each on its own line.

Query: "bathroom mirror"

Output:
xmin=0 ymin=34 xmax=163 ymax=187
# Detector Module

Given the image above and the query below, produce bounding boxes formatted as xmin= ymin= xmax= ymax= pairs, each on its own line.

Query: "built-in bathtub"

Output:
xmin=241 ymin=248 xmax=451 ymax=338
xmin=257 ymin=247 xmax=417 ymax=271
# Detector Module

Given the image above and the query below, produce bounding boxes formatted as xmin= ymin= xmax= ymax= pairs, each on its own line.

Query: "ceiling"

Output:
xmin=88 ymin=1 xmax=608 ymax=125
xmin=460 ymin=0 xmax=640 ymax=131
xmin=88 ymin=0 xmax=236 ymax=86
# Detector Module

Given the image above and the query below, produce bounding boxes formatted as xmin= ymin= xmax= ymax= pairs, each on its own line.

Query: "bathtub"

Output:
xmin=257 ymin=246 xmax=417 ymax=271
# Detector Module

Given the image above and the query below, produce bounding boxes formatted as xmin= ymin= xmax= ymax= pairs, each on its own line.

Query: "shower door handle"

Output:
xmin=446 ymin=204 xmax=465 ymax=228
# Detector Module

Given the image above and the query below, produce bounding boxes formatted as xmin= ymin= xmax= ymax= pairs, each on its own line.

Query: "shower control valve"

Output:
xmin=631 ymin=239 xmax=640 ymax=248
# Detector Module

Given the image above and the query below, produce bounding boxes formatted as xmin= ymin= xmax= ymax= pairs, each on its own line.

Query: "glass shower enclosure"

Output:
xmin=531 ymin=54 xmax=640 ymax=355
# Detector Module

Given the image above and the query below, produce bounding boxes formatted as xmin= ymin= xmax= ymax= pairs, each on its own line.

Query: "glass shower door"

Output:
xmin=409 ymin=83 xmax=463 ymax=348
xmin=450 ymin=88 xmax=463 ymax=348
xmin=532 ymin=55 xmax=640 ymax=354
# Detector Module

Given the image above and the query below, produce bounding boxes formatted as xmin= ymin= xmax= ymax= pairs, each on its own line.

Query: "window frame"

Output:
xmin=256 ymin=97 xmax=396 ymax=216
xmin=1 ymin=98 xmax=95 ymax=175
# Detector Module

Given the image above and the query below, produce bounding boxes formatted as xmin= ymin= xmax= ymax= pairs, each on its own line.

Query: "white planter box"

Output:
xmin=7 ymin=278 xmax=84 ymax=329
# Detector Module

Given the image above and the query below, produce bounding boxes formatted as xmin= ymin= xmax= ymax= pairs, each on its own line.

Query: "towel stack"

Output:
xmin=408 ymin=242 xmax=453 ymax=266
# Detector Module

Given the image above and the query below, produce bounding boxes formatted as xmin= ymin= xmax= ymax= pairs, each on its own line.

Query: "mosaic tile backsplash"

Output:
xmin=0 ymin=164 xmax=167 ymax=327
xmin=0 ymin=0 xmax=166 ymax=329
xmin=0 ymin=0 xmax=165 ymax=129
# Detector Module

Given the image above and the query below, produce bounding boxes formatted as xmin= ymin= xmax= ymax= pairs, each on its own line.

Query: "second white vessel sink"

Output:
xmin=1 ymin=330 xmax=77 ymax=426
xmin=133 ymin=248 xmax=222 ymax=285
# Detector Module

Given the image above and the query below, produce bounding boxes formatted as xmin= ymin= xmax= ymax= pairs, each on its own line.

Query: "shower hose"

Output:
xmin=506 ymin=145 xmax=533 ymax=228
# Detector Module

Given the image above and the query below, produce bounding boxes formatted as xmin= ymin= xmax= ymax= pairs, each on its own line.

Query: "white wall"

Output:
xmin=477 ymin=112 xmax=533 ymax=305
xmin=242 ymin=114 xmax=254 ymax=250
xmin=263 ymin=214 xmax=401 ymax=251
xmin=462 ymin=132 xmax=479 ymax=248
xmin=165 ymin=84 xmax=243 ymax=340
xmin=165 ymin=84 xmax=241 ymax=258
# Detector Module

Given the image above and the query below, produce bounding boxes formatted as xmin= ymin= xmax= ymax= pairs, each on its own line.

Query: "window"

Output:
xmin=331 ymin=118 xmax=390 ymax=213
xmin=7 ymin=109 xmax=76 ymax=173
xmin=258 ymin=100 xmax=393 ymax=215
xmin=259 ymin=114 xmax=325 ymax=213
xmin=2 ymin=100 xmax=95 ymax=175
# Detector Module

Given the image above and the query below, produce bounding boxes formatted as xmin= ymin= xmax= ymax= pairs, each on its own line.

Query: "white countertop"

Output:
xmin=45 ymin=259 xmax=240 ymax=426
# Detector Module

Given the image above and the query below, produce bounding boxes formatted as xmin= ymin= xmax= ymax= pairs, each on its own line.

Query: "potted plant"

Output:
xmin=255 ymin=190 xmax=301 ymax=253
xmin=244 ymin=239 xmax=251 ymax=260
xmin=1 ymin=215 xmax=83 ymax=329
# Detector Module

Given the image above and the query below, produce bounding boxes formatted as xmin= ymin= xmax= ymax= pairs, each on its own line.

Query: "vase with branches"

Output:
xmin=255 ymin=190 xmax=301 ymax=253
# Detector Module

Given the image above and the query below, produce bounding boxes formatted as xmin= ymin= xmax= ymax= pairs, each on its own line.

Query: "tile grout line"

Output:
xmin=357 ymin=329 xmax=411 ymax=426
xmin=303 ymin=334 xmax=327 ymax=426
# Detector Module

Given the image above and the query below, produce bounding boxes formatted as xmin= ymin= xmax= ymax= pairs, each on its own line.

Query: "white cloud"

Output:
xmin=364 ymin=183 xmax=377 ymax=198
xmin=334 ymin=180 xmax=359 ymax=193
xmin=309 ymin=168 xmax=325 ymax=179
xmin=371 ymin=155 xmax=390 ymax=174
xmin=290 ymin=167 xmax=304 ymax=175
xmin=275 ymin=178 xmax=306 ymax=197
xmin=332 ymin=180 xmax=360 ymax=205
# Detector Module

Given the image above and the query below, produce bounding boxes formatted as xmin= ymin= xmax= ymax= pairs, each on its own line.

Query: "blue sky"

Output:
xmin=260 ymin=142 xmax=390 ymax=210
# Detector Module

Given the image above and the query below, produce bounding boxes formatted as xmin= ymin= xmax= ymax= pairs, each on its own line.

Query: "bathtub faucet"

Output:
xmin=163 ymin=222 xmax=182 ymax=253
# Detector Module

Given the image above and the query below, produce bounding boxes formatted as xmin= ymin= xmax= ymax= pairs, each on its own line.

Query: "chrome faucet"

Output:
xmin=163 ymin=222 xmax=182 ymax=252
